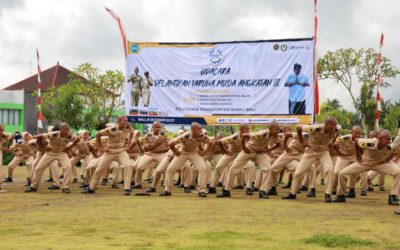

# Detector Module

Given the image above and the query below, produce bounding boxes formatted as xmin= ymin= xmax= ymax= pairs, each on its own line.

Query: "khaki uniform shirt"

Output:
xmin=142 ymin=77 xmax=153 ymax=89
xmin=128 ymin=74 xmax=142 ymax=89
xmin=287 ymin=132 xmax=309 ymax=155
xmin=143 ymin=132 xmax=169 ymax=153
xmin=358 ymin=138 xmax=392 ymax=166
xmin=246 ymin=129 xmax=275 ymax=153
xmin=0 ymin=132 xmax=12 ymax=150
xmin=220 ymin=132 xmax=243 ymax=153
xmin=335 ymin=134 xmax=356 ymax=160
xmin=99 ymin=126 xmax=130 ymax=154
xmin=172 ymin=131 xmax=211 ymax=153
xmin=302 ymin=124 xmax=340 ymax=152
xmin=48 ymin=134 xmax=72 ymax=154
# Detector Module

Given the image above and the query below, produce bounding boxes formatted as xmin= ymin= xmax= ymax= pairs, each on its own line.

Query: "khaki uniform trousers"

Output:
xmin=142 ymin=88 xmax=150 ymax=107
xmin=123 ymin=155 xmax=141 ymax=190
xmin=131 ymin=88 xmax=141 ymax=107
xmin=333 ymin=157 xmax=368 ymax=192
xmin=90 ymin=151 xmax=130 ymax=190
xmin=32 ymin=151 xmax=72 ymax=189
xmin=244 ymin=161 xmax=256 ymax=188
xmin=338 ymin=161 xmax=400 ymax=196
xmin=225 ymin=151 xmax=271 ymax=191
xmin=254 ymin=157 xmax=277 ymax=189
xmin=70 ymin=154 xmax=90 ymax=179
xmin=8 ymin=154 xmax=34 ymax=178
xmin=85 ymin=155 xmax=101 ymax=185
xmin=260 ymin=152 xmax=301 ymax=192
xmin=135 ymin=152 xmax=165 ymax=185
xmin=290 ymin=150 xmax=334 ymax=195
xmin=164 ymin=152 xmax=207 ymax=193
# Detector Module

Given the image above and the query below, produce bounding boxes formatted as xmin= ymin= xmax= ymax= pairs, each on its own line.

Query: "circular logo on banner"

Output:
xmin=209 ymin=48 xmax=223 ymax=65
xmin=280 ymin=44 xmax=288 ymax=51
xmin=273 ymin=44 xmax=280 ymax=50
xmin=131 ymin=44 xmax=140 ymax=53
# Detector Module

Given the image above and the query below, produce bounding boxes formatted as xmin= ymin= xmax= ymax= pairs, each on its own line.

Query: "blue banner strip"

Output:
xmin=127 ymin=116 xmax=207 ymax=125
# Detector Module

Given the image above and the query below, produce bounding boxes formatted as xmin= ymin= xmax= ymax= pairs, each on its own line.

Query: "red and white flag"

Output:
xmin=105 ymin=7 xmax=127 ymax=59
xmin=36 ymin=49 xmax=44 ymax=129
xmin=375 ymin=33 xmax=384 ymax=128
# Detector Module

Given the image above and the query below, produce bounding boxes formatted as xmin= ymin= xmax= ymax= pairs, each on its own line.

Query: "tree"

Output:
xmin=316 ymin=98 xmax=361 ymax=130
xmin=41 ymin=63 xmax=125 ymax=131
xmin=318 ymin=48 xmax=400 ymax=132
xmin=70 ymin=63 xmax=125 ymax=129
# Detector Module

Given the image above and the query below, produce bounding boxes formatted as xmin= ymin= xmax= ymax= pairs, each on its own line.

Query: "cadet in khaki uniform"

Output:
xmin=82 ymin=117 xmax=132 ymax=194
xmin=332 ymin=126 xmax=368 ymax=198
xmin=81 ymin=136 xmax=108 ymax=189
xmin=70 ymin=130 xmax=90 ymax=182
xmin=217 ymin=123 xmax=281 ymax=198
xmin=282 ymin=117 xmax=340 ymax=202
xmin=159 ymin=122 xmax=211 ymax=197
xmin=142 ymin=72 xmax=153 ymax=107
xmin=0 ymin=125 xmax=13 ymax=190
xmin=208 ymin=124 xmax=250 ymax=194
xmin=132 ymin=121 xmax=169 ymax=189
xmin=335 ymin=129 xmax=400 ymax=205
xmin=26 ymin=123 xmax=79 ymax=193
xmin=122 ymin=131 xmax=143 ymax=192
xmin=144 ymin=130 xmax=190 ymax=193
xmin=258 ymin=130 xmax=310 ymax=198
xmin=3 ymin=132 xmax=33 ymax=183
xmin=128 ymin=67 xmax=143 ymax=107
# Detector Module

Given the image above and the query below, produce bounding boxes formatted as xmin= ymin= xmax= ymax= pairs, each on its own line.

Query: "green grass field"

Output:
xmin=0 ymin=166 xmax=399 ymax=250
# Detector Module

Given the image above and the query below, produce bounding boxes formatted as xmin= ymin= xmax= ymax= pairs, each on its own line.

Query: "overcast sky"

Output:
xmin=1 ymin=0 xmax=399 ymax=111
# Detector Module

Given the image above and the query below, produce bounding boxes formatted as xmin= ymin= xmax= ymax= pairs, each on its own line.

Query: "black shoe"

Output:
xmin=3 ymin=177 xmax=13 ymax=182
xmin=117 ymin=180 xmax=124 ymax=184
xmin=259 ymin=190 xmax=269 ymax=199
xmin=360 ymin=191 xmax=367 ymax=196
xmin=208 ymin=187 xmax=216 ymax=194
xmin=216 ymin=182 xmax=223 ymax=187
xmin=282 ymin=183 xmax=291 ymax=189
xmin=334 ymin=195 xmax=346 ymax=203
xmin=184 ymin=187 xmax=191 ymax=193
xmin=216 ymin=189 xmax=231 ymax=198
xmin=388 ymin=195 xmax=399 ymax=206
xmin=346 ymin=188 xmax=356 ymax=198
xmin=144 ymin=178 xmax=152 ymax=183
xmin=45 ymin=178 xmax=53 ymax=182
xmin=282 ymin=193 xmax=296 ymax=199
xmin=132 ymin=184 xmax=142 ymax=189
xmin=267 ymin=186 xmax=278 ymax=196
xmin=25 ymin=178 xmax=31 ymax=187
xmin=278 ymin=179 xmax=284 ymax=185
xmin=159 ymin=191 xmax=171 ymax=196
xmin=80 ymin=184 xmax=89 ymax=188
xmin=123 ymin=189 xmax=131 ymax=196
xmin=299 ymin=186 xmax=308 ymax=192
xmin=367 ymin=186 xmax=374 ymax=192
xmin=25 ymin=187 xmax=37 ymax=193
xmin=48 ymin=185 xmax=60 ymax=190
xmin=111 ymin=184 xmax=119 ymax=189
xmin=307 ymin=188 xmax=316 ymax=197
xmin=250 ymin=186 xmax=259 ymax=192
xmin=72 ymin=178 xmax=78 ymax=184
xmin=373 ymin=183 xmax=379 ymax=187
xmin=325 ymin=193 xmax=332 ymax=203
xmin=232 ymin=185 xmax=244 ymax=190
xmin=198 ymin=192 xmax=207 ymax=198
xmin=189 ymin=185 xmax=196 ymax=190
xmin=394 ymin=210 xmax=400 ymax=215
xmin=174 ymin=180 xmax=181 ymax=186
xmin=80 ymin=175 xmax=84 ymax=180
xmin=59 ymin=175 xmax=64 ymax=179
xmin=332 ymin=190 xmax=337 ymax=195
xmin=320 ymin=179 xmax=325 ymax=185
xmin=101 ymin=179 xmax=108 ymax=186
xmin=62 ymin=188 xmax=71 ymax=194
xmin=81 ymin=188 xmax=95 ymax=194
xmin=246 ymin=188 xmax=253 ymax=196
xmin=177 ymin=184 xmax=184 ymax=188
xmin=380 ymin=186 xmax=385 ymax=192
xmin=145 ymin=187 xmax=156 ymax=193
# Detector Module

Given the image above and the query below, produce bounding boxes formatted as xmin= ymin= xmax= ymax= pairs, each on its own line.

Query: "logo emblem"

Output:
xmin=209 ymin=48 xmax=223 ymax=65
xmin=273 ymin=44 xmax=279 ymax=50
xmin=131 ymin=44 xmax=140 ymax=53
xmin=280 ymin=44 xmax=288 ymax=51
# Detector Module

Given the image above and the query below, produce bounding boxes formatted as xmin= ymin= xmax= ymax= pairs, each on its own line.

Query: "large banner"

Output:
xmin=125 ymin=38 xmax=315 ymax=125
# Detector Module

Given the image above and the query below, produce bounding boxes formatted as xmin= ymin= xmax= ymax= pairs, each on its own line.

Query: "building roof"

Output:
xmin=3 ymin=63 xmax=74 ymax=93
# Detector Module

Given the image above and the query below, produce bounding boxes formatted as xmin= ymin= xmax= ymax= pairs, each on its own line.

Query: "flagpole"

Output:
xmin=375 ymin=33 xmax=384 ymax=129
